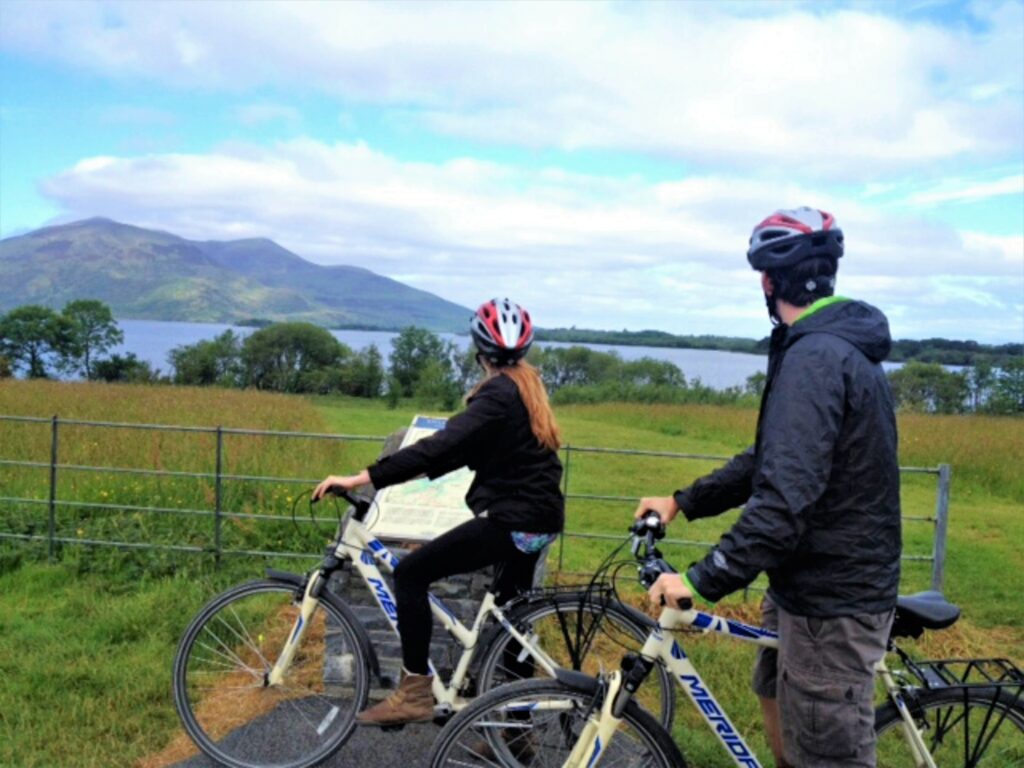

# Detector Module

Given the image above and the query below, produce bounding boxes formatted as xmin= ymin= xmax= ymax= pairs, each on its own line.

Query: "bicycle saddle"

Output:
xmin=892 ymin=591 xmax=960 ymax=638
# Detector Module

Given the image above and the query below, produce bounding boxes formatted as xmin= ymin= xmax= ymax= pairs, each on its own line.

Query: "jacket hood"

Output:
xmin=787 ymin=298 xmax=892 ymax=362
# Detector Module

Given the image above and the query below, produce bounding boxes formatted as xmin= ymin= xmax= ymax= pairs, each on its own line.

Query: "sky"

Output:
xmin=1 ymin=0 xmax=1022 ymax=344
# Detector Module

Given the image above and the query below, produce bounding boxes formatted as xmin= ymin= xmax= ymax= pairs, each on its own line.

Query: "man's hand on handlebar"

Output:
xmin=633 ymin=496 xmax=680 ymax=526
xmin=312 ymin=470 xmax=370 ymax=502
xmin=648 ymin=572 xmax=692 ymax=610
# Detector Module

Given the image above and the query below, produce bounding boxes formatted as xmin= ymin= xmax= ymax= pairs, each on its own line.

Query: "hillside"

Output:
xmin=0 ymin=218 xmax=471 ymax=331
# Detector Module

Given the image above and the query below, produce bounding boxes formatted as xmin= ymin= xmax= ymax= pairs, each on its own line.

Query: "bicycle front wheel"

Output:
xmin=429 ymin=677 xmax=686 ymax=768
xmin=476 ymin=593 xmax=676 ymax=728
xmin=172 ymin=579 xmax=371 ymax=768
xmin=875 ymin=686 xmax=1024 ymax=767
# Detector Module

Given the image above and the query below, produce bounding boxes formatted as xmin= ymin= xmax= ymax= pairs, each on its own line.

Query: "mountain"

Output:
xmin=0 ymin=218 xmax=471 ymax=332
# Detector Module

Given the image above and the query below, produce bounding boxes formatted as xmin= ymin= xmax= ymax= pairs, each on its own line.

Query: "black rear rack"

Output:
xmin=523 ymin=582 xmax=615 ymax=598
xmin=905 ymin=657 xmax=1024 ymax=691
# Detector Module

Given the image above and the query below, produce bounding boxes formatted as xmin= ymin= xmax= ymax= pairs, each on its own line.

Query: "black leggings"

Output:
xmin=393 ymin=516 xmax=541 ymax=675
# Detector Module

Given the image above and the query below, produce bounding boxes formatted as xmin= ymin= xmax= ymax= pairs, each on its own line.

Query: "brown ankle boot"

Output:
xmin=356 ymin=669 xmax=435 ymax=726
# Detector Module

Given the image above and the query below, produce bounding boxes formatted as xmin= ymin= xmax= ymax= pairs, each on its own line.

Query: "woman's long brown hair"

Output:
xmin=471 ymin=360 xmax=561 ymax=451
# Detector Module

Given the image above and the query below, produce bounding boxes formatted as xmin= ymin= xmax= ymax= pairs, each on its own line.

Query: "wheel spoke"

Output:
xmin=173 ymin=582 xmax=367 ymax=768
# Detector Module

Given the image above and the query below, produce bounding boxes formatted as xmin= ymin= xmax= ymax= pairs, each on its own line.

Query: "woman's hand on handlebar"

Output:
xmin=648 ymin=572 xmax=692 ymax=609
xmin=312 ymin=470 xmax=370 ymax=502
xmin=634 ymin=496 xmax=680 ymax=527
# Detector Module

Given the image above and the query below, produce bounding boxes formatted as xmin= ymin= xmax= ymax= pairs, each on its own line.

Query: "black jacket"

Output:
xmin=367 ymin=374 xmax=564 ymax=533
xmin=679 ymin=299 xmax=901 ymax=617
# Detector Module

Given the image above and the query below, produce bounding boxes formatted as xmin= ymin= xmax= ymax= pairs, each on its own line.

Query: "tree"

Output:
xmin=744 ymin=371 xmax=767 ymax=398
xmin=0 ymin=305 xmax=69 ymax=378
xmin=452 ymin=344 xmax=482 ymax=394
xmin=388 ymin=327 xmax=457 ymax=397
xmin=345 ymin=345 xmax=385 ymax=398
xmin=968 ymin=359 xmax=995 ymax=412
xmin=532 ymin=346 xmax=622 ymax=391
xmin=384 ymin=374 xmax=402 ymax=409
xmin=887 ymin=361 xmax=969 ymax=414
xmin=621 ymin=357 xmax=686 ymax=388
xmin=241 ymin=323 xmax=349 ymax=393
xmin=60 ymin=299 xmax=124 ymax=379
xmin=988 ymin=357 xmax=1024 ymax=414
xmin=414 ymin=358 xmax=461 ymax=409
xmin=93 ymin=353 xmax=160 ymax=384
xmin=170 ymin=330 xmax=243 ymax=387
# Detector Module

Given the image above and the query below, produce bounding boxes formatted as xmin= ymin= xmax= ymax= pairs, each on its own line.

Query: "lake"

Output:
xmin=114 ymin=319 xmax=774 ymax=390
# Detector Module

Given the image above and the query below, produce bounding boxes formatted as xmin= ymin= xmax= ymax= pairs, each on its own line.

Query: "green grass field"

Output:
xmin=1 ymin=381 xmax=1021 ymax=767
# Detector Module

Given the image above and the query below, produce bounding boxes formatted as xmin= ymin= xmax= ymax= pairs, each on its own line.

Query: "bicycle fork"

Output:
xmin=561 ymin=671 xmax=623 ymax=768
xmin=267 ymin=573 xmax=323 ymax=686
xmin=563 ymin=653 xmax=657 ymax=768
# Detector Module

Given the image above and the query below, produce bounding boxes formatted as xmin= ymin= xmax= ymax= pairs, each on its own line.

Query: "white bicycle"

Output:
xmin=172 ymin=490 xmax=675 ymax=768
xmin=428 ymin=512 xmax=1024 ymax=768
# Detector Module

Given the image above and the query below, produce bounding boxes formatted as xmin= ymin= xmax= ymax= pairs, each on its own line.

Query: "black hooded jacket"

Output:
xmin=678 ymin=298 xmax=901 ymax=617
xmin=367 ymin=373 xmax=564 ymax=533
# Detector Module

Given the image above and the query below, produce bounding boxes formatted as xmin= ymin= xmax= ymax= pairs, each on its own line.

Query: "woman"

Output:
xmin=312 ymin=298 xmax=564 ymax=727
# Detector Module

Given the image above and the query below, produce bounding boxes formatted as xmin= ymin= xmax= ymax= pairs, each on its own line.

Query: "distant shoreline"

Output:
xmin=177 ymin=318 xmax=1023 ymax=367
xmin=533 ymin=327 xmax=1022 ymax=367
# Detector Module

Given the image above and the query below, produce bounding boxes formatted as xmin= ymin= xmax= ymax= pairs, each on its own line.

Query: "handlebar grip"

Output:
xmin=314 ymin=486 xmax=372 ymax=515
xmin=658 ymin=595 xmax=694 ymax=610
xmin=630 ymin=510 xmax=666 ymax=538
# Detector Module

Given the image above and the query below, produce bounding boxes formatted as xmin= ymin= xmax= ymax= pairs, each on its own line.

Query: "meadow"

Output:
xmin=0 ymin=380 xmax=1021 ymax=767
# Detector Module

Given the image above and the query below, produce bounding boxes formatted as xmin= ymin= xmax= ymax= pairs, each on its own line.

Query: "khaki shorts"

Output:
xmin=751 ymin=594 xmax=893 ymax=768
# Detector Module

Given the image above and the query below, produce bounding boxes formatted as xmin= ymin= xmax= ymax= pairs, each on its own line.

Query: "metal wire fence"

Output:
xmin=0 ymin=414 xmax=951 ymax=589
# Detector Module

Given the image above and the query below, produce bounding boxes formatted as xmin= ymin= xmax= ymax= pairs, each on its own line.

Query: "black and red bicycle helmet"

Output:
xmin=747 ymin=207 xmax=844 ymax=270
xmin=470 ymin=298 xmax=534 ymax=365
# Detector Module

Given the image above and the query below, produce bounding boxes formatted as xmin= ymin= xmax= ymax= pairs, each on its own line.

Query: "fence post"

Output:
xmin=931 ymin=463 xmax=951 ymax=592
xmin=558 ymin=445 xmax=571 ymax=573
xmin=214 ymin=426 xmax=223 ymax=570
xmin=48 ymin=415 xmax=59 ymax=563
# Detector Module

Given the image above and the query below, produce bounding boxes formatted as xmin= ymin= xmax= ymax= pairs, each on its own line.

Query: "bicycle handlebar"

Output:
xmin=316 ymin=486 xmax=373 ymax=521
xmin=630 ymin=510 xmax=692 ymax=610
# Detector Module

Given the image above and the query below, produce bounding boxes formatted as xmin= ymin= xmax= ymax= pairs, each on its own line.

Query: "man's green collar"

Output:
xmin=793 ymin=295 xmax=850 ymax=325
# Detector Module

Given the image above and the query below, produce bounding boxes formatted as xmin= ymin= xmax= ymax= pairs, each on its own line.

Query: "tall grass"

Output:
xmin=1 ymin=384 xmax=1021 ymax=767
xmin=0 ymin=381 xmax=387 ymax=576
xmin=896 ymin=411 xmax=1023 ymax=501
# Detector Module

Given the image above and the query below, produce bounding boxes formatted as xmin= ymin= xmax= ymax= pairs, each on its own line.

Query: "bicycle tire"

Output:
xmin=476 ymin=592 xmax=676 ymax=729
xmin=874 ymin=685 xmax=1024 ymax=767
xmin=429 ymin=677 xmax=687 ymax=768
xmin=172 ymin=578 xmax=371 ymax=768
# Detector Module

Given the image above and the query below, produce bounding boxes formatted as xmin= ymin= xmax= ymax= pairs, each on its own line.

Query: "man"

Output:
xmin=637 ymin=207 xmax=901 ymax=767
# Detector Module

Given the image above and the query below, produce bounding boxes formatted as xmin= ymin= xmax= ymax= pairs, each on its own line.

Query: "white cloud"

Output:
xmin=37 ymin=139 xmax=1023 ymax=342
xmin=5 ymin=1 xmax=1020 ymax=342
xmin=905 ymin=175 xmax=1024 ymax=206
xmin=2 ymin=1 xmax=1021 ymax=176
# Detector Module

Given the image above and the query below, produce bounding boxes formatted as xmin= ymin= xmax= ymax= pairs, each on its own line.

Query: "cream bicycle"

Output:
xmin=172 ymin=491 xmax=674 ymax=768
xmin=428 ymin=512 xmax=1024 ymax=768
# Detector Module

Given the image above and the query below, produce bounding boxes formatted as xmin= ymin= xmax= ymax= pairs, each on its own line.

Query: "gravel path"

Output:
xmin=173 ymin=720 xmax=444 ymax=768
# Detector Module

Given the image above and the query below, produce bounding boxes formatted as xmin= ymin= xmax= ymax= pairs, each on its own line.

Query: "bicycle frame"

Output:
xmin=269 ymin=512 xmax=561 ymax=713
xmin=563 ymin=606 xmax=777 ymax=768
xmin=558 ymin=605 xmax=942 ymax=768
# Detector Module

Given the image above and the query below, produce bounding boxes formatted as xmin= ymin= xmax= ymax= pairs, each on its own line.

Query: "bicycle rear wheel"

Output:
xmin=476 ymin=592 xmax=676 ymax=728
xmin=430 ymin=677 xmax=686 ymax=768
xmin=874 ymin=686 xmax=1024 ymax=767
xmin=172 ymin=579 xmax=371 ymax=768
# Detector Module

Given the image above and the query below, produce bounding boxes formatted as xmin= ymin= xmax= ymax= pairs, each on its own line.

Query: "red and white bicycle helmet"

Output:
xmin=470 ymin=298 xmax=534 ymax=365
xmin=747 ymin=207 xmax=844 ymax=270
